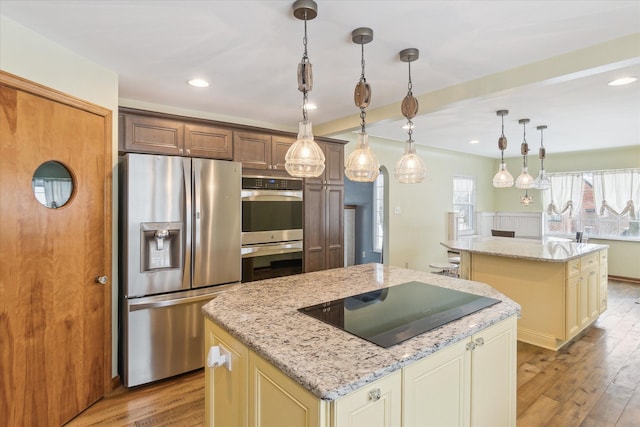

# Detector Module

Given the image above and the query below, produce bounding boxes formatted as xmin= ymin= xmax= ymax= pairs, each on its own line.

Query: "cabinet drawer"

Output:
xmin=599 ymin=250 xmax=608 ymax=266
xmin=567 ymin=259 xmax=580 ymax=277
xmin=582 ymin=253 xmax=599 ymax=270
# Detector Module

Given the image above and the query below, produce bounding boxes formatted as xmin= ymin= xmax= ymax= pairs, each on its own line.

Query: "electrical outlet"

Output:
xmin=394 ymin=206 xmax=402 ymax=214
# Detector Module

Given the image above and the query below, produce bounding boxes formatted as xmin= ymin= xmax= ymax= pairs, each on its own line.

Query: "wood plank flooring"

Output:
xmin=68 ymin=279 xmax=640 ymax=426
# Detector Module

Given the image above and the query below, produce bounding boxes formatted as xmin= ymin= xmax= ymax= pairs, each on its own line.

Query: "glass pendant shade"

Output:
xmin=394 ymin=140 xmax=426 ymax=184
xmin=285 ymin=120 xmax=325 ymax=177
xmin=534 ymin=169 xmax=551 ymax=190
xmin=345 ymin=133 xmax=379 ymax=182
xmin=515 ymin=166 xmax=535 ymax=189
xmin=493 ymin=162 xmax=514 ymax=188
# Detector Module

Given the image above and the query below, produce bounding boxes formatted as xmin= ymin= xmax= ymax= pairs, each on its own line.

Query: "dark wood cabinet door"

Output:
xmin=271 ymin=136 xmax=294 ymax=172
xmin=122 ymin=114 xmax=184 ymax=155
xmin=185 ymin=124 xmax=233 ymax=159
xmin=304 ymin=184 xmax=326 ymax=273
xmin=233 ymin=131 xmax=271 ymax=170
xmin=324 ymin=142 xmax=345 ymax=186
xmin=326 ymin=185 xmax=344 ymax=269
xmin=304 ymin=141 xmax=344 ymax=185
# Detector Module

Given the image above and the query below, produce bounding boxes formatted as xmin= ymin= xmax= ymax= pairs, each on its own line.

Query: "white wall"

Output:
xmin=0 ymin=15 xmax=120 ymax=376
xmin=340 ymin=133 xmax=496 ymax=271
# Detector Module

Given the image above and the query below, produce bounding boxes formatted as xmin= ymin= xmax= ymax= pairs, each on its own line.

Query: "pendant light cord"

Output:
xmin=301 ymin=10 xmax=310 ymax=123
xmin=360 ymin=42 xmax=367 ymax=134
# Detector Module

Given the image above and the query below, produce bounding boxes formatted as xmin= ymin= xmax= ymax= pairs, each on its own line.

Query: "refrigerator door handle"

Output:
xmin=129 ymin=293 xmax=217 ymax=311
xmin=183 ymin=157 xmax=192 ymax=289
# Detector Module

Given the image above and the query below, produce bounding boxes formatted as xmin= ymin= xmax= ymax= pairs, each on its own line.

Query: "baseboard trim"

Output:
xmin=608 ymin=275 xmax=640 ymax=284
xmin=111 ymin=375 xmax=121 ymax=391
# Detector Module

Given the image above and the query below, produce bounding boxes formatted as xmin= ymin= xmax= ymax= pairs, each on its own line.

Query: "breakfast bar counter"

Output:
xmin=202 ymin=263 xmax=520 ymax=427
xmin=442 ymin=236 xmax=609 ymax=351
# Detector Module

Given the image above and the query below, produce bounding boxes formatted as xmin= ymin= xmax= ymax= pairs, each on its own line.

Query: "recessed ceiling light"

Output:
xmin=608 ymin=77 xmax=637 ymax=86
xmin=469 ymin=139 xmax=480 ymax=144
xmin=187 ymin=79 xmax=210 ymax=88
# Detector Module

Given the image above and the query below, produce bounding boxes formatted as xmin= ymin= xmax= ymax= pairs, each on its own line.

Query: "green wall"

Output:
xmin=494 ymin=145 xmax=640 ymax=278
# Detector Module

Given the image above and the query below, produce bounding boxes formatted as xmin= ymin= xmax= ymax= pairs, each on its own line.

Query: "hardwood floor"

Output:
xmin=68 ymin=280 xmax=640 ymax=426
xmin=517 ymin=279 xmax=640 ymax=427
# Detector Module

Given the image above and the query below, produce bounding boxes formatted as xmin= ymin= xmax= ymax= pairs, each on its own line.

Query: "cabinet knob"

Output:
xmin=273 ymin=165 xmax=277 ymax=170
xmin=475 ymin=337 xmax=485 ymax=346
xmin=466 ymin=342 xmax=476 ymax=351
xmin=368 ymin=388 xmax=381 ymax=401
xmin=268 ymin=165 xmax=273 ymax=170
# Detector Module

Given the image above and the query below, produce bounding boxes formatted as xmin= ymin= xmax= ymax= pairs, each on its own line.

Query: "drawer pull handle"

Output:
xmin=368 ymin=388 xmax=381 ymax=401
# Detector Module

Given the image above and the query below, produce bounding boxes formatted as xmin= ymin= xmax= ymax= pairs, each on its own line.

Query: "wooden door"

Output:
xmin=0 ymin=72 xmax=112 ymax=426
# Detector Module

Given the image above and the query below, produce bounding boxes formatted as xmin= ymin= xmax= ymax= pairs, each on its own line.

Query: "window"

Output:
xmin=453 ymin=176 xmax=475 ymax=235
xmin=544 ymin=169 xmax=640 ymax=239
xmin=373 ymin=173 xmax=384 ymax=252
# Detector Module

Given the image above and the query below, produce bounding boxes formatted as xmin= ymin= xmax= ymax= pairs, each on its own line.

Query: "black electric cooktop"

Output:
xmin=298 ymin=281 xmax=500 ymax=348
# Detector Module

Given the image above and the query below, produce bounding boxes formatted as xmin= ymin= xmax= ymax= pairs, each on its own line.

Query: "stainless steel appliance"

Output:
xmin=241 ymin=176 xmax=304 ymax=282
xmin=119 ymin=153 xmax=241 ymax=387
xmin=298 ymin=281 xmax=500 ymax=348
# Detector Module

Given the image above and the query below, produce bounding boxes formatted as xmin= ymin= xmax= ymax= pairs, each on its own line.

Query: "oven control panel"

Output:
xmin=242 ymin=176 xmax=303 ymax=191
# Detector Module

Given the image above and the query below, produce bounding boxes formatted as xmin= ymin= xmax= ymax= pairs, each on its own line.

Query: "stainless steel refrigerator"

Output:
xmin=119 ymin=153 xmax=241 ymax=387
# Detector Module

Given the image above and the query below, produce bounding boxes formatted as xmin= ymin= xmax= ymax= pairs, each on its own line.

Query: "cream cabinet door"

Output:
xmin=599 ymin=250 xmax=608 ymax=313
xmin=403 ymin=338 xmax=471 ymax=427
xmin=470 ymin=316 xmax=517 ymax=427
xmin=249 ymin=351 xmax=325 ymax=427
xmin=205 ymin=319 xmax=249 ymax=427
xmin=334 ymin=370 xmax=402 ymax=427
xmin=566 ymin=274 xmax=580 ymax=339
xmin=402 ymin=316 xmax=516 ymax=427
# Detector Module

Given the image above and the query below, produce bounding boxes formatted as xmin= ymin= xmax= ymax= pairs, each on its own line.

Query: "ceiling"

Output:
xmin=1 ymin=0 xmax=639 ymax=158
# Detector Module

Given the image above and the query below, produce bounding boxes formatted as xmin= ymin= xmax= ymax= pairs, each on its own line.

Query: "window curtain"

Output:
xmin=42 ymin=178 xmax=72 ymax=208
xmin=593 ymin=169 xmax=640 ymax=219
xmin=544 ymin=173 xmax=585 ymax=217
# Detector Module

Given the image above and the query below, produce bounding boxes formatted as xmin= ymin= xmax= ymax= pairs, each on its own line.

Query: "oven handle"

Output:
xmin=241 ymin=189 xmax=303 ymax=201
xmin=242 ymin=241 xmax=303 ymax=258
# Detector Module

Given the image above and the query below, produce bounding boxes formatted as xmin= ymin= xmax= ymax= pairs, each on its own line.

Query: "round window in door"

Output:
xmin=31 ymin=161 xmax=75 ymax=209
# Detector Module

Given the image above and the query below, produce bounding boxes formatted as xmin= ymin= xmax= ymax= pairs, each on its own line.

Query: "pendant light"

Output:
xmin=515 ymin=118 xmax=535 ymax=189
xmin=521 ymin=190 xmax=533 ymax=206
xmin=394 ymin=48 xmax=426 ymax=184
xmin=344 ymin=27 xmax=380 ymax=182
xmin=533 ymin=125 xmax=551 ymax=190
xmin=284 ymin=0 xmax=325 ymax=178
xmin=492 ymin=110 xmax=514 ymax=188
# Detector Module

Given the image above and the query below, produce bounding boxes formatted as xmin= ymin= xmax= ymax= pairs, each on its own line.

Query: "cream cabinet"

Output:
xmin=565 ymin=252 xmax=601 ymax=339
xmin=599 ymin=249 xmax=608 ymax=313
xmin=333 ymin=371 xmax=401 ymax=427
xmin=466 ymin=249 xmax=607 ymax=351
xmin=403 ymin=316 xmax=516 ymax=427
xmin=205 ymin=315 xmax=516 ymax=427
xmin=250 ymin=351 xmax=325 ymax=427
xmin=204 ymin=319 xmax=249 ymax=427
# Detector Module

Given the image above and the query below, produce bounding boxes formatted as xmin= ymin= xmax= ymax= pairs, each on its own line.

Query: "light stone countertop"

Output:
xmin=202 ymin=263 xmax=520 ymax=401
xmin=442 ymin=236 xmax=608 ymax=262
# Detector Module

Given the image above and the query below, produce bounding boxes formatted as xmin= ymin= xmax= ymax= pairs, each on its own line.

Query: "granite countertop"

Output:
xmin=202 ymin=263 xmax=520 ymax=401
xmin=442 ymin=236 xmax=608 ymax=262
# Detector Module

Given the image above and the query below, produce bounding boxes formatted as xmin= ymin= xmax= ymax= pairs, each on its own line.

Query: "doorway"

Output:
xmin=0 ymin=72 xmax=112 ymax=426
xmin=343 ymin=167 xmax=388 ymax=266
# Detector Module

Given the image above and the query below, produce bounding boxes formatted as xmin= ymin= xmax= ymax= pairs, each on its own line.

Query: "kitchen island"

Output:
xmin=202 ymin=263 xmax=520 ymax=427
xmin=442 ymin=236 xmax=609 ymax=351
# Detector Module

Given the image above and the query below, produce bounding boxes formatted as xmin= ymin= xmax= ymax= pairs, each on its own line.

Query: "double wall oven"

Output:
xmin=241 ymin=176 xmax=304 ymax=282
